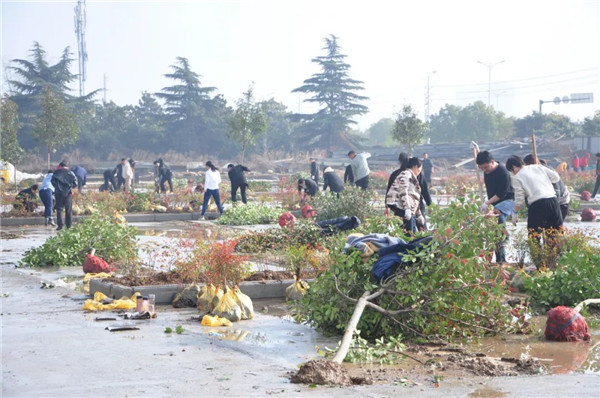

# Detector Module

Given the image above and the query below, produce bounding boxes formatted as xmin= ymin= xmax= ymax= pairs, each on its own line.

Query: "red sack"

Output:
xmin=581 ymin=208 xmax=597 ymax=222
xmin=83 ymin=253 xmax=115 ymax=274
xmin=301 ymin=205 xmax=316 ymax=219
xmin=580 ymin=191 xmax=591 ymax=201
xmin=545 ymin=306 xmax=590 ymax=342
xmin=279 ymin=212 xmax=296 ymax=228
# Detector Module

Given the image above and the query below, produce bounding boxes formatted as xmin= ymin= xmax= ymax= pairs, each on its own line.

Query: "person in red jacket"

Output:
xmin=571 ymin=155 xmax=580 ymax=172
xmin=579 ymin=153 xmax=589 ymax=171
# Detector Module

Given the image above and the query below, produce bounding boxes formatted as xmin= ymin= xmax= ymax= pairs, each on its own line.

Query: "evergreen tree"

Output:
xmin=155 ymin=57 xmax=217 ymax=153
xmin=292 ymin=35 xmax=368 ymax=152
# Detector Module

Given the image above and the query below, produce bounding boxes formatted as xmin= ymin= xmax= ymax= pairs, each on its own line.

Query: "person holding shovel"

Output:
xmin=476 ymin=151 xmax=514 ymax=263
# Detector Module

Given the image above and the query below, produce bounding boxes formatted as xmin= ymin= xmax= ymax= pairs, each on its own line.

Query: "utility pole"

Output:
xmin=477 ymin=60 xmax=505 ymax=107
xmin=74 ymin=0 xmax=88 ymax=97
xmin=103 ymin=73 xmax=108 ymax=104
xmin=424 ymin=70 xmax=436 ymax=122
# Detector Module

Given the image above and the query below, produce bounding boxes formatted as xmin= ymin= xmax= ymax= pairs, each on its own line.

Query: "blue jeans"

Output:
xmin=39 ymin=189 xmax=53 ymax=219
xmin=493 ymin=199 xmax=515 ymax=262
xmin=202 ymin=189 xmax=223 ymax=215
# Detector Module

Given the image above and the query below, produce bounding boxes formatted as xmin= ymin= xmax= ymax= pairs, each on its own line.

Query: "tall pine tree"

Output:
xmin=292 ymin=35 xmax=368 ymax=152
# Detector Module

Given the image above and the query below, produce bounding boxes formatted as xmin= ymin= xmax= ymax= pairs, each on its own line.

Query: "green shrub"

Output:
xmin=297 ymin=195 xmax=512 ymax=341
xmin=523 ymin=230 xmax=600 ymax=308
xmin=310 ymin=186 xmax=378 ymax=222
xmin=20 ymin=215 xmax=139 ymax=269
xmin=217 ymin=203 xmax=284 ymax=225
xmin=235 ymin=220 xmax=324 ymax=253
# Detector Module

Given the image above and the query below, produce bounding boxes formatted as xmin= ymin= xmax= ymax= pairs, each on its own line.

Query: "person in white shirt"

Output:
xmin=347 ymin=150 xmax=371 ymax=190
xmin=39 ymin=170 xmax=55 ymax=226
xmin=201 ymin=161 xmax=224 ymax=219
xmin=506 ymin=155 xmax=562 ymax=236
xmin=121 ymin=158 xmax=134 ymax=193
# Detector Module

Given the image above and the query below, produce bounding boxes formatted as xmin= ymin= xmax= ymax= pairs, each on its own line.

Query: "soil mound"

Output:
xmin=290 ymin=360 xmax=371 ymax=386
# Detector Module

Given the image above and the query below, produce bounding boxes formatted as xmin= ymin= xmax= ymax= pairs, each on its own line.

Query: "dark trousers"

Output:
xmin=160 ymin=175 xmax=173 ymax=193
xmin=55 ymin=193 xmax=73 ymax=229
xmin=355 ymin=175 xmax=369 ymax=190
xmin=231 ymin=184 xmax=247 ymax=204
xmin=116 ymin=176 xmax=125 ymax=190
xmin=202 ymin=189 xmax=223 ymax=215
xmin=39 ymin=189 xmax=54 ymax=219
xmin=528 ymin=197 xmax=562 ymax=235
xmin=592 ymin=175 xmax=600 ymax=198
xmin=560 ymin=203 xmax=569 ymax=220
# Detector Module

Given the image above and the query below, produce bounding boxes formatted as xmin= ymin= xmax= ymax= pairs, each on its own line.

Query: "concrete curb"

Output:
xmin=0 ymin=211 xmax=222 ymax=226
xmin=89 ymin=278 xmax=297 ymax=304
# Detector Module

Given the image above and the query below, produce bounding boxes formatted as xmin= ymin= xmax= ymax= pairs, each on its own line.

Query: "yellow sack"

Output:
xmin=83 ymin=272 xmax=112 ymax=283
xmin=112 ymin=212 xmax=126 ymax=223
xmin=84 ymin=205 xmax=98 ymax=215
xmin=197 ymin=284 xmax=223 ymax=312
xmin=153 ymin=205 xmax=167 ymax=213
xmin=286 ymin=279 xmax=310 ymax=301
xmin=201 ymin=314 xmax=232 ymax=327
xmin=211 ymin=287 xmax=242 ymax=322
xmin=232 ymin=287 xmax=254 ymax=320
xmin=82 ymin=292 xmax=137 ymax=311
xmin=72 ymin=204 xmax=83 ymax=215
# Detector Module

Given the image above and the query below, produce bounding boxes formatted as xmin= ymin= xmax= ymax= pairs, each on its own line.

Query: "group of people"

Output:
xmin=476 ymin=150 xmax=571 ymax=262
xmin=15 ymin=160 xmax=79 ymax=230
xmin=571 ymin=153 xmax=592 ymax=172
xmin=101 ymin=158 xmax=136 ymax=193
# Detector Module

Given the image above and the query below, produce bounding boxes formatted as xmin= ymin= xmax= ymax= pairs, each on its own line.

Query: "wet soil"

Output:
xmin=290 ymin=359 xmax=372 ymax=386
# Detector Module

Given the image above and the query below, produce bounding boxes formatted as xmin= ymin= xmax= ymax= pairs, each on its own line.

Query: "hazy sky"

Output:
xmin=2 ymin=0 xmax=599 ymax=130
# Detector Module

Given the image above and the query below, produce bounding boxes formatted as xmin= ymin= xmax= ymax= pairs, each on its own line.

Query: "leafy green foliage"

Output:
xmin=0 ymin=96 xmax=24 ymax=169
xmin=228 ymin=84 xmax=267 ymax=163
xmin=217 ymin=203 xmax=284 ymax=225
xmin=297 ymin=196 xmax=512 ymax=341
xmin=523 ymin=230 xmax=600 ymax=308
xmin=333 ymin=333 xmax=406 ymax=364
xmin=310 ymin=186 xmax=378 ymax=222
xmin=20 ymin=215 xmax=138 ymax=268
xmin=391 ymin=104 xmax=425 ymax=153
xmin=235 ymin=220 xmax=325 ymax=253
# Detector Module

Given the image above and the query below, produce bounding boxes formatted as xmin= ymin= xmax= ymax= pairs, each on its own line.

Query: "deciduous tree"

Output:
xmin=228 ymin=85 xmax=267 ymax=163
xmin=391 ymin=105 xmax=425 ymax=154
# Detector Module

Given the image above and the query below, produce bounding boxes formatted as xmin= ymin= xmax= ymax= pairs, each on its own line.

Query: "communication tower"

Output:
xmin=74 ymin=0 xmax=88 ymax=96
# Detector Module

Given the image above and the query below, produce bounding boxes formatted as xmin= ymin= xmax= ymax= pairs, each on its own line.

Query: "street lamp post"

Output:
xmin=425 ymin=70 xmax=437 ymax=122
xmin=477 ymin=60 xmax=505 ymax=107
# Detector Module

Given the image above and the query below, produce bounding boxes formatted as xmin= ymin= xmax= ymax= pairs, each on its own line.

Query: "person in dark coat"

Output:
xmin=51 ymin=160 xmax=78 ymax=230
xmin=322 ymin=166 xmax=344 ymax=197
xmin=298 ymin=178 xmax=318 ymax=205
xmin=310 ymin=158 xmax=319 ymax=185
xmin=114 ymin=161 xmax=124 ymax=190
xmin=153 ymin=158 xmax=173 ymax=193
xmin=344 ymin=164 xmax=354 ymax=185
xmin=385 ymin=152 xmax=432 ymax=230
xmin=101 ymin=169 xmax=117 ymax=192
xmin=14 ymin=184 xmax=39 ymax=212
xmin=227 ymin=163 xmax=250 ymax=204
xmin=71 ymin=165 xmax=87 ymax=193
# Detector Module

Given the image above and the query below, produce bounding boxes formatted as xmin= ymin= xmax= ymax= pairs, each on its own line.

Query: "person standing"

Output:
xmin=39 ymin=170 xmax=55 ymax=226
xmin=344 ymin=164 xmax=354 ymax=186
xmin=524 ymin=155 xmax=570 ymax=220
xmin=422 ymin=153 xmax=434 ymax=185
xmin=591 ymin=153 xmax=600 ymax=200
xmin=348 ymin=150 xmax=371 ymax=190
xmin=579 ymin=153 xmax=589 ymax=171
xmin=506 ymin=155 xmax=562 ymax=237
xmin=571 ymin=155 xmax=580 ymax=172
xmin=476 ymin=151 xmax=515 ymax=263
xmin=201 ymin=161 xmax=224 ymax=220
xmin=71 ymin=165 xmax=87 ymax=194
xmin=154 ymin=158 xmax=173 ymax=193
xmin=121 ymin=158 xmax=134 ymax=193
xmin=322 ymin=166 xmax=344 ymax=197
xmin=227 ymin=163 xmax=250 ymax=204
xmin=310 ymin=158 xmax=319 ymax=187
xmin=114 ymin=160 xmax=124 ymax=190
xmin=51 ymin=160 xmax=78 ymax=231
xmin=386 ymin=157 xmax=422 ymax=234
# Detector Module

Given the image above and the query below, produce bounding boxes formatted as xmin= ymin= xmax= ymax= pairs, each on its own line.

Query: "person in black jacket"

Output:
xmin=51 ymin=160 xmax=78 ymax=230
xmin=385 ymin=152 xmax=432 ymax=230
xmin=344 ymin=164 xmax=354 ymax=185
xmin=100 ymin=169 xmax=117 ymax=192
xmin=322 ymin=166 xmax=344 ymax=197
xmin=227 ymin=163 xmax=250 ymax=204
xmin=298 ymin=178 xmax=318 ymax=205
xmin=114 ymin=162 xmax=124 ymax=190
xmin=310 ymin=158 xmax=319 ymax=186
xmin=153 ymin=158 xmax=173 ymax=193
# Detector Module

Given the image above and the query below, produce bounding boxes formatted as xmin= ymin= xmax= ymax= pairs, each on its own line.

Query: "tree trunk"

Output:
xmin=47 ymin=149 xmax=51 ymax=171
xmin=332 ymin=291 xmax=371 ymax=364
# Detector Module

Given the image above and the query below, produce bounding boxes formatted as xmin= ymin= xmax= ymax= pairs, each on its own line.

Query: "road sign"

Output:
xmin=553 ymin=97 xmax=561 ymax=105
xmin=562 ymin=96 xmax=570 ymax=104
xmin=570 ymin=93 xmax=594 ymax=103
